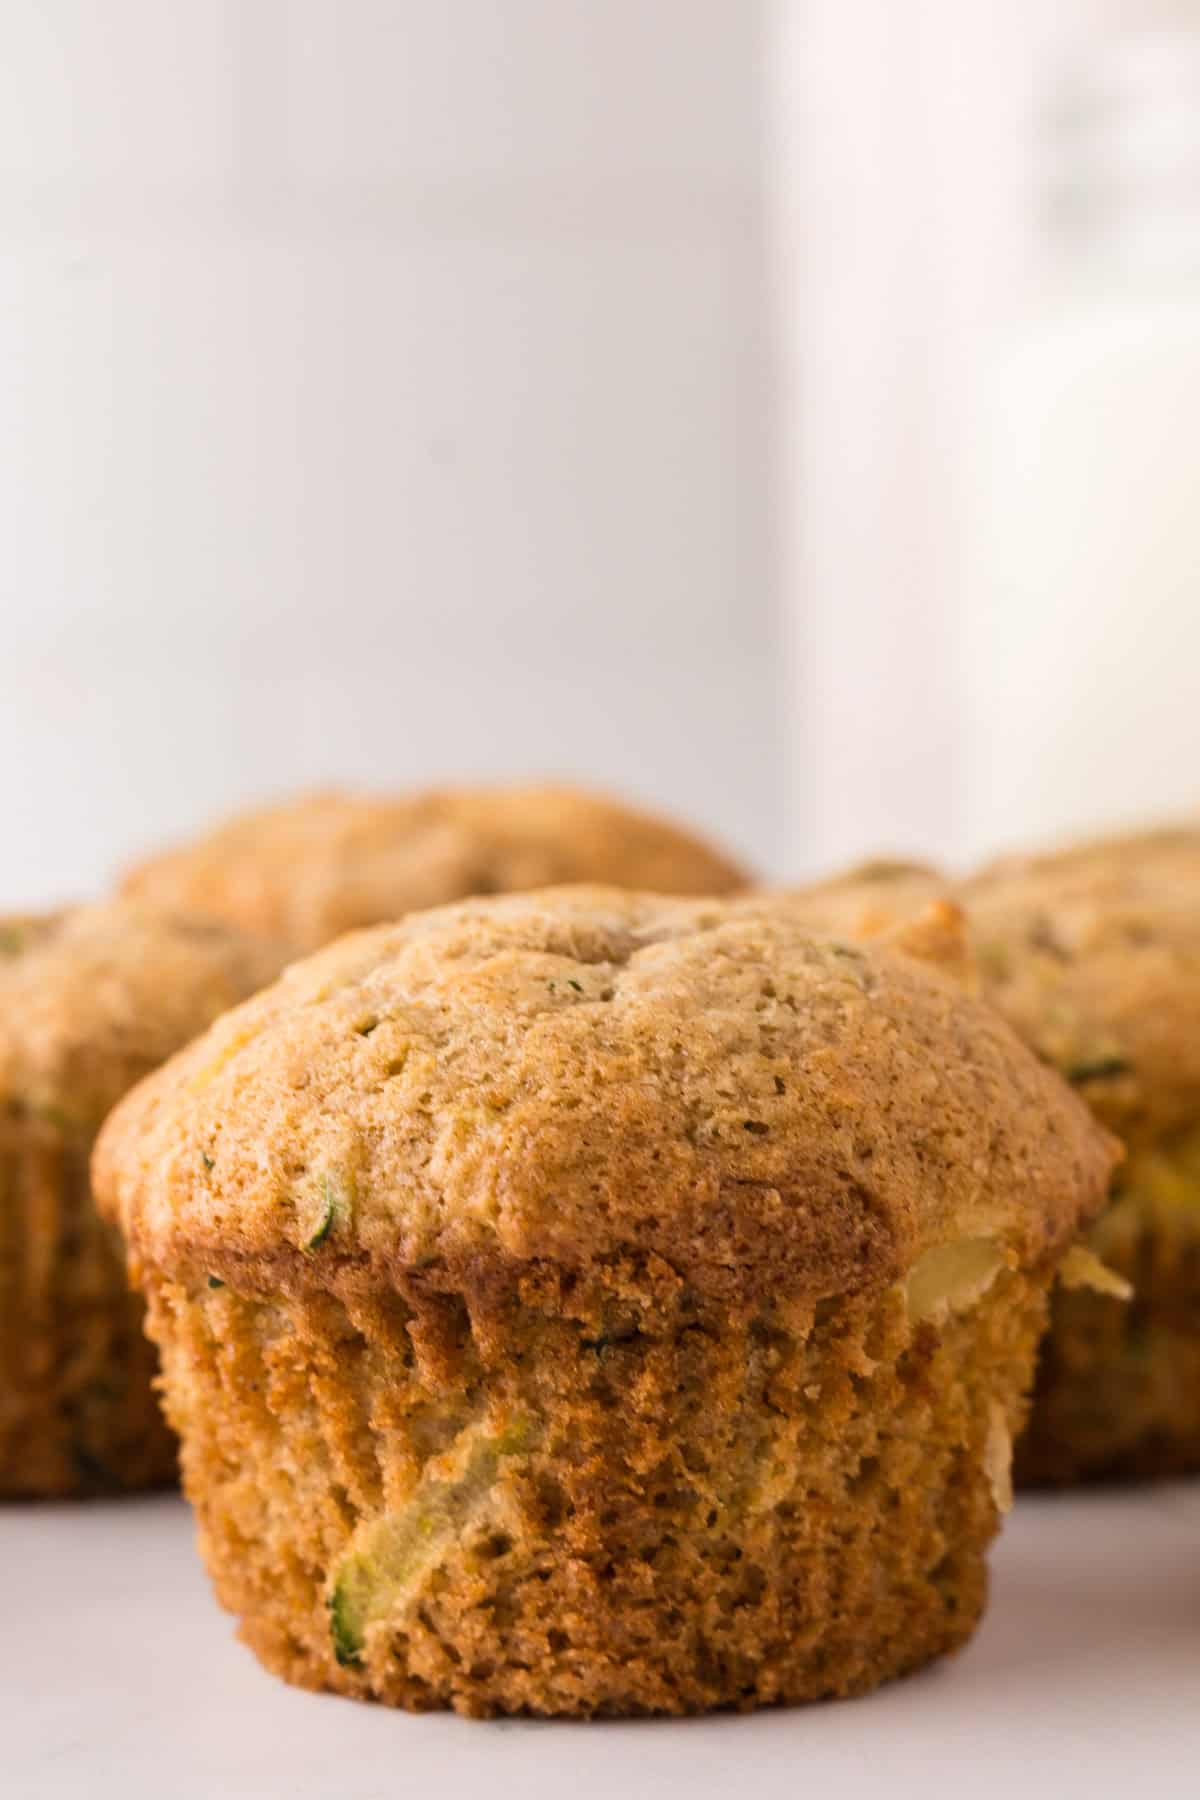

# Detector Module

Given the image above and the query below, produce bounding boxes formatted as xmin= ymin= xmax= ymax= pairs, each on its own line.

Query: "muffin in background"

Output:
xmin=119 ymin=783 xmax=750 ymax=952
xmin=782 ymin=825 xmax=1200 ymax=1484
xmin=978 ymin=820 xmax=1200 ymax=884
xmin=756 ymin=860 xmax=947 ymax=943
xmin=962 ymin=843 xmax=1200 ymax=1483
xmin=0 ymin=903 xmax=288 ymax=1497
xmin=93 ymin=887 xmax=1115 ymax=1716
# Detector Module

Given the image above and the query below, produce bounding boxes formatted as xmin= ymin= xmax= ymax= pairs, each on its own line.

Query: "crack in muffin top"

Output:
xmin=92 ymin=887 xmax=1117 ymax=1304
xmin=0 ymin=903 xmax=289 ymax=1140
xmin=119 ymin=784 xmax=750 ymax=951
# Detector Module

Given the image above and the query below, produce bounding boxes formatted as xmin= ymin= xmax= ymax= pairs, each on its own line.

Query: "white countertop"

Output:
xmin=6 ymin=1482 xmax=1198 ymax=1800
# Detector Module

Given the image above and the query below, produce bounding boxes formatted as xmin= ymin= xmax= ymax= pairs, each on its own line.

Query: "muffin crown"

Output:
xmin=777 ymin=828 xmax=1200 ymax=1147
xmin=963 ymin=848 xmax=1200 ymax=1144
xmin=0 ymin=902 xmax=288 ymax=1138
xmin=93 ymin=888 xmax=1116 ymax=1304
xmin=759 ymin=863 xmax=947 ymax=944
xmin=119 ymin=783 xmax=749 ymax=949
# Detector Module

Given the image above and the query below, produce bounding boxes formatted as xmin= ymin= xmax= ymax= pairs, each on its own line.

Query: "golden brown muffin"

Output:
xmin=979 ymin=820 xmax=1200 ymax=884
xmin=0 ymin=903 xmax=287 ymax=1497
xmin=119 ymin=784 xmax=749 ymax=951
xmin=94 ymin=888 xmax=1114 ymax=1715
xmin=961 ymin=843 xmax=1200 ymax=1483
xmin=778 ymin=841 xmax=1200 ymax=1482
xmin=755 ymin=862 xmax=947 ymax=944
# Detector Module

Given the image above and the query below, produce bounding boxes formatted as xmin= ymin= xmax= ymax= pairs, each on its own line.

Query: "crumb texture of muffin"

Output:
xmin=962 ymin=842 xmax=1200 ymax=1482
xmin=0 ymin=904 xmax=287 ymax=1497
xmin=119 ymin=784 xmax=749 ymax=951
xmin=94 ymin=889 xmax=1115 ymax=1715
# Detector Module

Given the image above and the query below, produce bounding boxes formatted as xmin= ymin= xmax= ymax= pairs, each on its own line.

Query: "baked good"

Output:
xmin=0 ymin=903 xmax=286 ymax=1496
xmin=753 ymin=862 xmax=946 ymax=943
xmin=785 ymin=829 xmax=1200 ymax=1481
xmin=93 ymin=888 xmax=1115 ymax=1714
xmin=962 ymin=839 xmax=1200 ymax=1481
xmin=120 ymin=784 xmax=749 ymax=951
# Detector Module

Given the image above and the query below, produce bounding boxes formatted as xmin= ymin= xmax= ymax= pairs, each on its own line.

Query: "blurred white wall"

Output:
xmin=773 ymin=0 xmax=1103 ymax=875
xmin=0 ymin=1 xmax=774 ymax=908
xmin=775 ymin=0 xmax=1200 ymax=875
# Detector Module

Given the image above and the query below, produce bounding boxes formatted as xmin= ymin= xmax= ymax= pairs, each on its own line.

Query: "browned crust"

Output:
xmin=119 ymin=783 xmax=751 ymax=951
xmin=93 ymin=888 xmax=1117 ymax=1309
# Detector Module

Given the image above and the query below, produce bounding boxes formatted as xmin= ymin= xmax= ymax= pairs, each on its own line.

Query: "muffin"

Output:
xmin=119 ymin=783 xmax=749 ymax=951
xmin=0 ymin=903 xmax=287 ymax=1497
xmin=757 ymin=862 xmax=948 ymax=944
xmin=93 ymin=889 xmax=1115 ymax=1717
xmin=786 ymin=831 xmax=1200 ymax=1482
xmin=981 ymin=821 xmax=1200 ymax=882
xmin=962 ymin=841 xmax=1200 ymax=1482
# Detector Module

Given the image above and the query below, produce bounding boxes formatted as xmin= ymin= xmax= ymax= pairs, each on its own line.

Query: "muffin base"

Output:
xmin=145 ymin=1251 xmax=1049 ymax=1717
xmin=0 ymin=1130 xmax=175 ymax=1498
xmin=1017 ymin=1174 xmax=1200 ymax=1484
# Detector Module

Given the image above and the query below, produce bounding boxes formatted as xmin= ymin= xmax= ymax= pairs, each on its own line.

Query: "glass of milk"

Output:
xmin=963 ymin=29 xmax=1200 ymax=858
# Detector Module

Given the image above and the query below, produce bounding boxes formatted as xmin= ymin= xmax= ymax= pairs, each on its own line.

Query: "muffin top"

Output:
xmin=0 ymin=903 xmax=288 ymax=1141
xmin=94 ymin=887 xmax=1116 ymax=1306
xmin=777 ymin=832 xmax=1200 ymax=1146
xmin=962 ymin=848 xmax=1200 ymax=1145
xmin=979 ymin=820 xmax=1200 ymax=883
xmin=760 ymin=862 xmax=947 ymax=942
xmin=119 ymin=784 xmax=749 ymax=951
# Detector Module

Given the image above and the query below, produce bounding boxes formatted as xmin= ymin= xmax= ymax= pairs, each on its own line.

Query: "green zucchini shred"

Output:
xmin=1066 ymin=1054 xmax=1132 ymax=1083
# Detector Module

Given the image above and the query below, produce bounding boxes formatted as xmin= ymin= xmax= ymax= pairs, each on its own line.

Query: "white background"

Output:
xmin=2 ymin=1 xmax=1194 ymax=909
xmin=0 ymin=1 xmax=774 ymax=906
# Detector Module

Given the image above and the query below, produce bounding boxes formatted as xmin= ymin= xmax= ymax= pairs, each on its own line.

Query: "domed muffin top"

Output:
xmin=0 ymin=903 xmax=288 ymax=1140
xmin=962 ymin=846 xmax=1200 ymax=1144
xmin=119 ymin=784 xmax=749 ymax=951
xmin=93 ymin=888 xmax=1117 ymax=1305
xmin=759 ymin=862 xmax=947 ymax=942
xmin=773 ymin=830 xmax=1200 ymax=1146
xmin=978 ymin=819 xmax=1200 ymax=883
